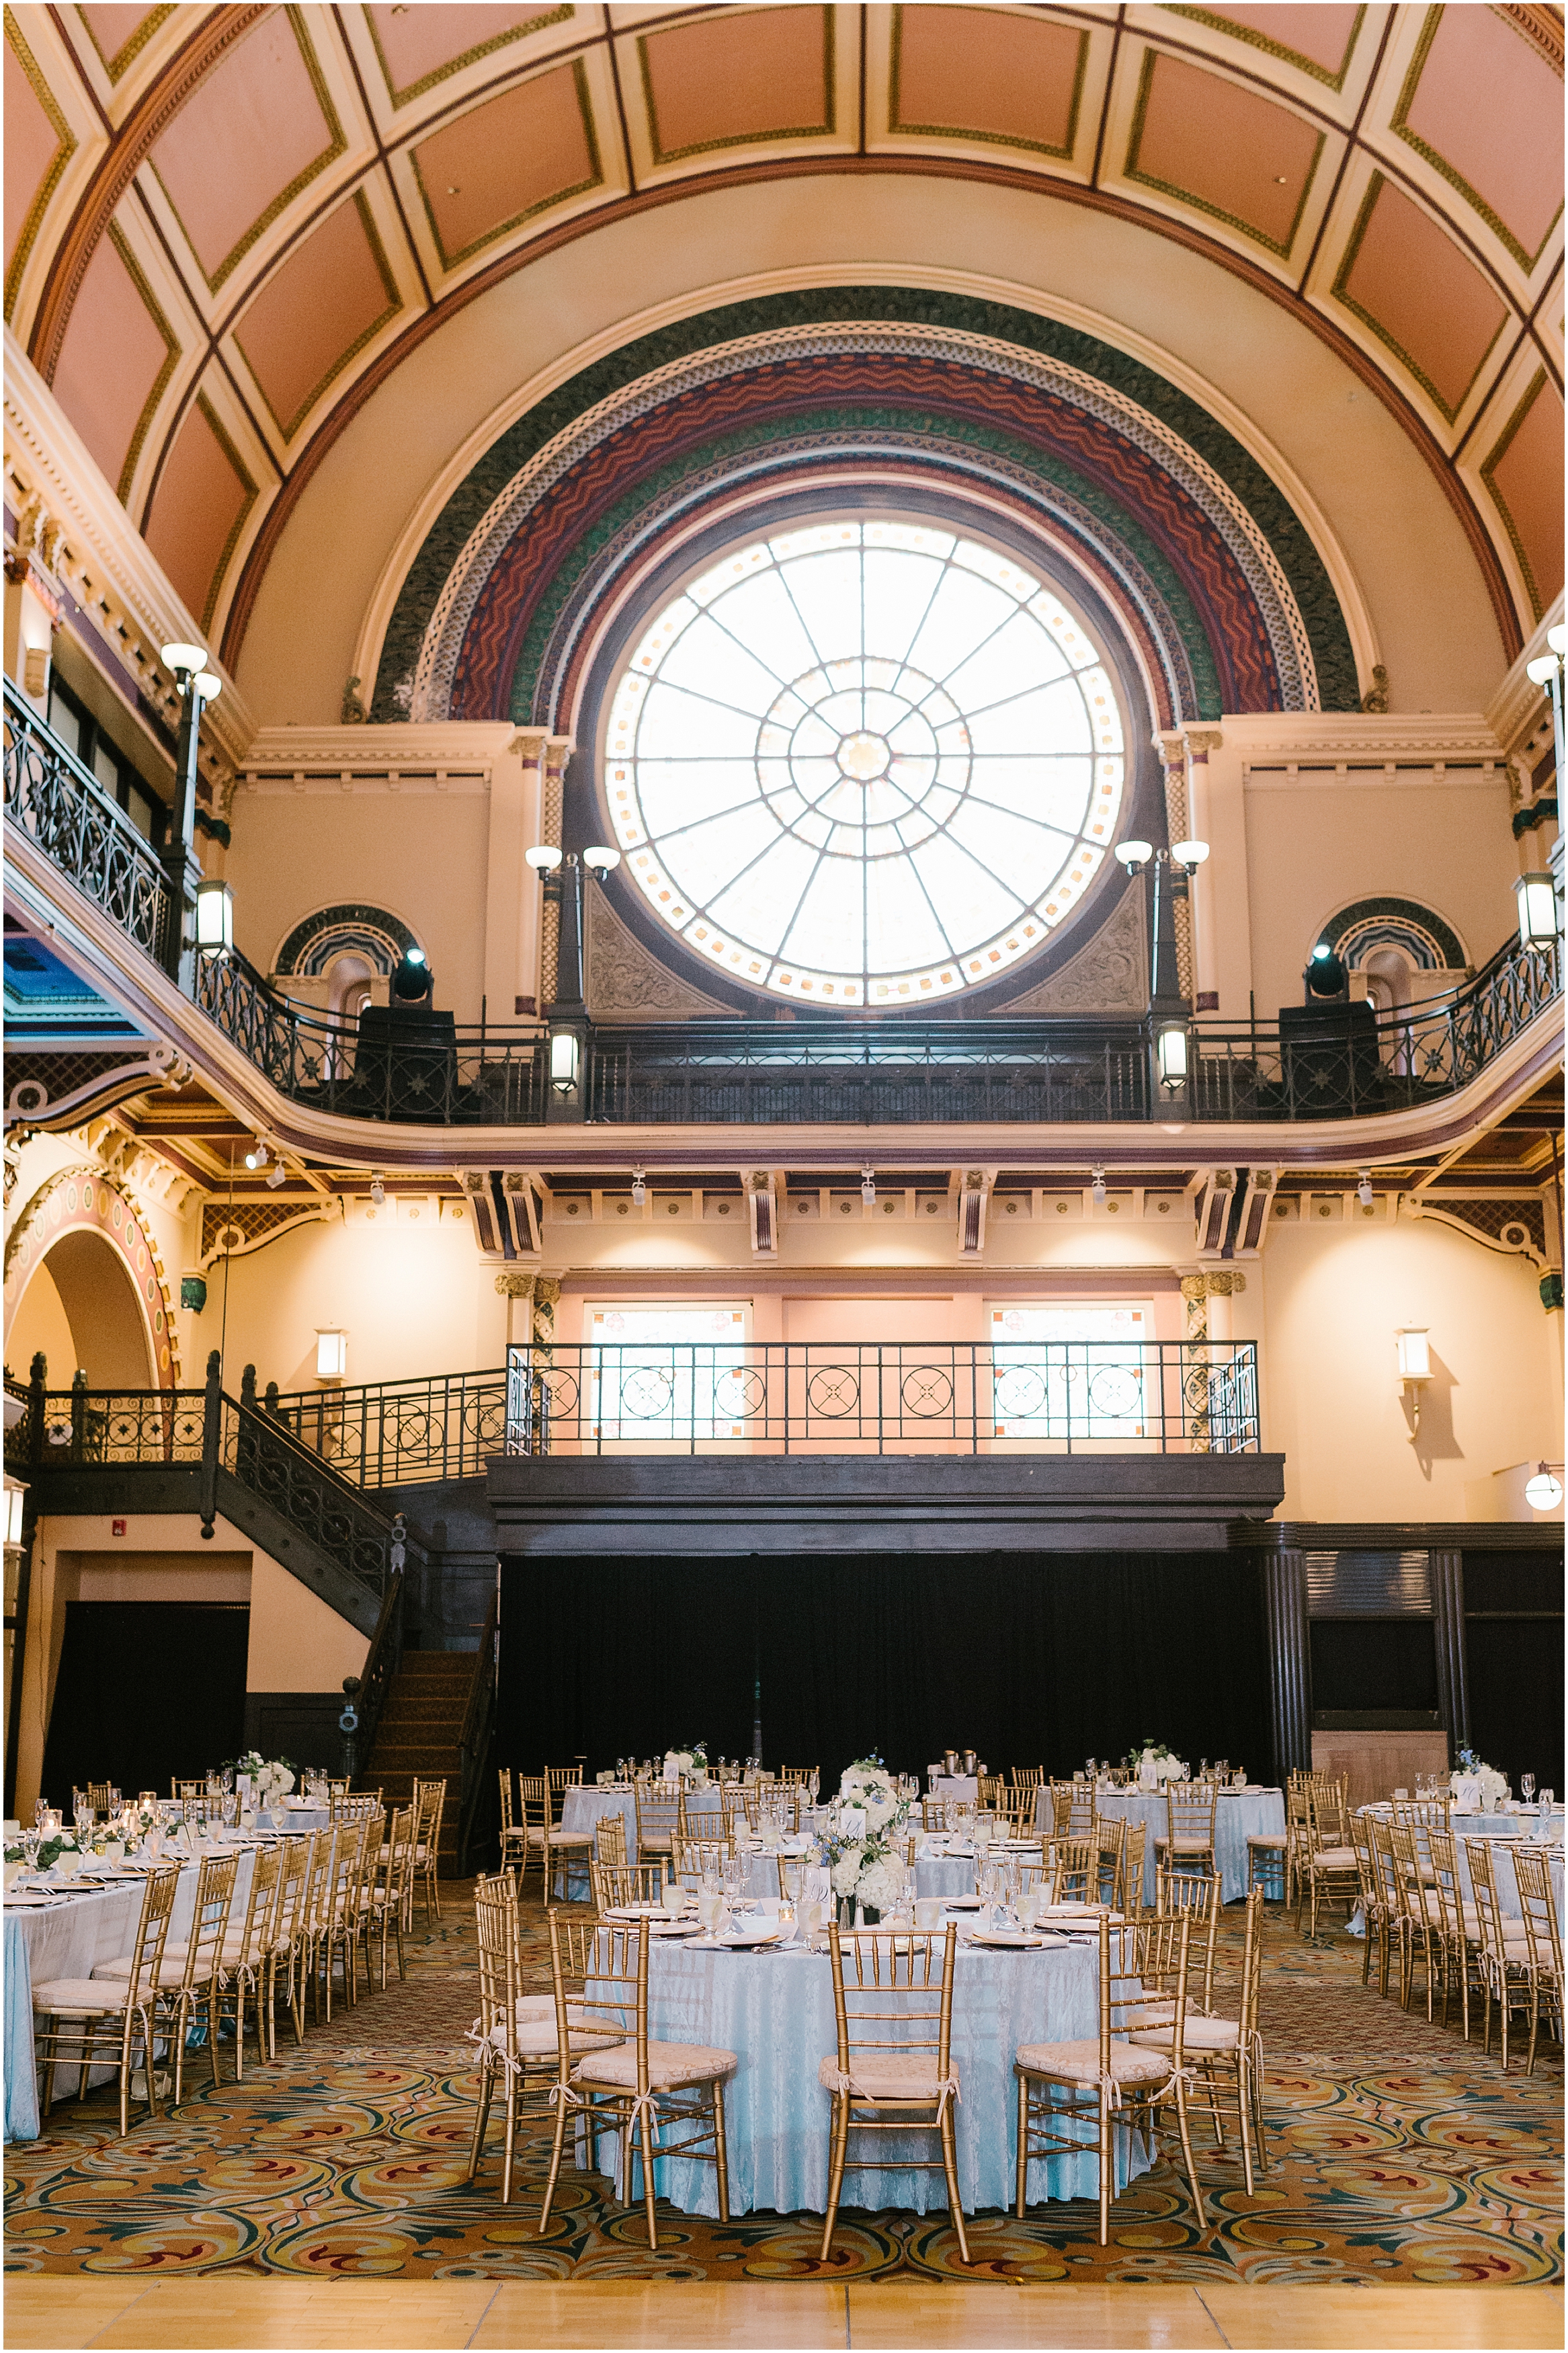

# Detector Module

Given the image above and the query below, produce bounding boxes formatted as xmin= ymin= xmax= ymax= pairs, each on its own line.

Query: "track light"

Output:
xmin=243 ymin=1140 xmax=267 ymax=1170
xmin=1357 ymin=1172 xmax=1374 ymax=1206
xmin=265 ymin=1161 xmax=286 ymax=1189
xmin=631 ymin=1170 xmax=647 ymax=1206
xmin=861 ymin=1167 xmax=876 ymax=1205
xmin=370 ymin=1175 xmax=385 ymax=1206
xmin=1090 ymin=1168 xmax=1107 ymax=1205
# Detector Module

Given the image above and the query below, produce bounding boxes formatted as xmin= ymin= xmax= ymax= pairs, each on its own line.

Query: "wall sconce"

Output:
xmin=1155 ymin=1016 xmax=1189 ymax=1092
xmin=1395 ymin=1326 xmax=1431 ymax=1431
xmin=1514 ymin=871 xmax=1561 ymax=949
xmin=3 ymin=1478 xmax=26 ymax=1548
xmin=1524 ymin=1462 xmax=1564 ymax=1512
xmin=315 ymin=1328 xmax=348 ymax=1382
xmin=549 ymin=1029 xmax=581 ymax=1092
xmin=195 ymin=877 xmax=233 ymax=953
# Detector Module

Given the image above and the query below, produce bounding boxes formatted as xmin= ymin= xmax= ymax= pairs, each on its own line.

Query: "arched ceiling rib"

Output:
xmin=5 ymin=2 xmax=1562 ymax=672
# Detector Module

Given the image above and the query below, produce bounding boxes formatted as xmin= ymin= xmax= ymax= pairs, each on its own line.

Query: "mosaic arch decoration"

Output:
xmin=367 ymin=289 xmax=1362 ymax=732
xmin=1319 ymin=896 xmax=1468 ymax=973
xmin=272 ymin=903 xmax=421 ymax=979
xmin=3 ymin=1166 xmax=179 ymax=1390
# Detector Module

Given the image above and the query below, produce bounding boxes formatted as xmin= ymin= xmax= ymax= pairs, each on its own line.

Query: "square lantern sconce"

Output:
xmin=549 ymin=1029 xmax=581 ymax=1092
xmin=1155 ymin=1016 xmax=1189 ymax=1092
xmin=3 ymin=1478 xmax=26 ymax=1548
xmin=315 ymin=1328 xmax=348 ymax=1382
xmin=196 ymin=878 xmax=234 ymax=953
xmin=1395 ymin=1326 xmax=1431 ymax=1431
xmin=1515 ymin=871 xmax=1561 ymax=949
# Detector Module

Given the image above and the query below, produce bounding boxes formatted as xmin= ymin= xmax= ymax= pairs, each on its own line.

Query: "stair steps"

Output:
xmin=360 ymin=1651 xmax=475 ymax=1874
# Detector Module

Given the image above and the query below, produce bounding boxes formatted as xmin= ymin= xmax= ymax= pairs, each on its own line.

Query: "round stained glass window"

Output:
xmin=604 ymin=520 xmax=1127 ymax=1006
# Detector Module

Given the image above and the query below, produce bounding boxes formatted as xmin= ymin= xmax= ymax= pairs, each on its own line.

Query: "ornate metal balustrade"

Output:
xmin=8 ymin=685 xmax=1559 ymax=1129
xmin=503 ymin=1340 xmax=1260 ymax=1455
xmin=262 ymin=1369 xmax=509 ymax=1487
xmin=3 ymin=680 xmax=171 ymax=964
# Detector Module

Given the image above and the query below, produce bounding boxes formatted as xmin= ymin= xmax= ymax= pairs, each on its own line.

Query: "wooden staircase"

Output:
xmin=360 ymin=1650 xmax=474 ymax=1877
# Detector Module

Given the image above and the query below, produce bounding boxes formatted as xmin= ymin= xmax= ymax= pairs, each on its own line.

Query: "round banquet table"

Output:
xmin=4 ymin=1840 xmax=262 ymax=2143
xmin=583 ymin=1925 xmax=1149 ymax=2217
xmin=559 ymin=1784 xmax=727 ymax=1897
xmin=1035 ymin=1785 xmax=1286 ymax=1906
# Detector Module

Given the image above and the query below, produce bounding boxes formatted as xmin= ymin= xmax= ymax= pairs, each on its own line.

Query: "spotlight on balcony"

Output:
xmin=243 ymin=1140 xmax=267 ymax=1170
xmin=631 ymin=1170 xmax=647 ymax=1206
xmin=1358 ymin=1172 xmax=1374 ymax=1207
xmin=265 ymin=1161 xmax=286 ymax=1189
xmin=861 ymin=1167 xmax=876 ymax=1206
xmin=391 ymin=947 xmax=432 ymax=1003
xmin=370 ymin=1175 xmax=385 ymax=1207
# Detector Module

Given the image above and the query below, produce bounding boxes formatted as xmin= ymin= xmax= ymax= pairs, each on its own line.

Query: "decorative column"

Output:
xmin=485 ymin=728 xmax=548 ymax=1019
xmin=1262 ymin=1546 xmax=1311 ymax=1783
xmin=538 ymin=738 xmax=571 ymax=1009
xmin=494 ymin=1269 xmax=535 ymax=1349
xmin=1153 ymin=733 xmax=1196 ymax=1002
xmin=1178 ymin=1271 xmax=1246 ymax=1449
xmin=1429 ymin=1548 xmax=1469 ymax=1762
xmin=1182 ymin=728 xmax=1223 ymax=1010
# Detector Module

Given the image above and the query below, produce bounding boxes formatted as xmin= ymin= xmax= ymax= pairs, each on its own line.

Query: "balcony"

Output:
xmin=6 ymin=678 xmax=1561 ymax=1132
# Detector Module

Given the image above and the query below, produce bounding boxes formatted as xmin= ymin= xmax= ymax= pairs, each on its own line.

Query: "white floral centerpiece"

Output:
xmin=1125 ymin=1739 xmax=1186 ymax=1789
xmin=662 ymin=1742 xmax=707 ymax=1783
xmin=820 ymin=1756 xmax=911 ymax=1919
xmin=1450 ymin=1747 xmax=1509 ymax=1812
xmin=233 ymin=1751 xmax=296 ymax=1808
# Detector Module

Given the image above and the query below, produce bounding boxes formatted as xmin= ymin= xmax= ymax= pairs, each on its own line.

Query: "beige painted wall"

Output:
xmin=12 ymin=1514 xmax=369 ymax=1819
xmin=235 ymin=177 xmax=1507 ymax=729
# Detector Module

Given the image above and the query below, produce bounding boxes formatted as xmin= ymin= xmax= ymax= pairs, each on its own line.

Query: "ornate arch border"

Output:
xmin=273 ymin=902 xmax=421 ymax=978
xmin=1318 ymin=895 xmax=1469 ymax=972
xmin=4 ymin=1166 xmax=179 ymax=1388
xmin=366 ymin=288 xmax=1362 ymax=725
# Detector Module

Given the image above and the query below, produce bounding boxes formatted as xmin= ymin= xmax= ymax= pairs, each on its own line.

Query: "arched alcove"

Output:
xmin=5 ymin=1230 xmax=153 ymax=1388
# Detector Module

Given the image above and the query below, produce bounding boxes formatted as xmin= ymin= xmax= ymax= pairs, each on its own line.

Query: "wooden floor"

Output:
xmin=3 ymin=2279 xmax=1562 ymax=2351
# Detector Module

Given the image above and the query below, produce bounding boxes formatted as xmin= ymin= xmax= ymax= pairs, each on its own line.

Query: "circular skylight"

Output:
xmin=604 ymin=520 xmax=1126 ymax=1006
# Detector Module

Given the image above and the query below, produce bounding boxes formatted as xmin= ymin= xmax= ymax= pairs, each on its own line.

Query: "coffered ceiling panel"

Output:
xmin=4 ymin=6 xmax=102 ymax=326
xmin=1163 ymin=5 xmax=1367 ymax=91
xmin=1385 ymin=3 xmax=1563 ymax=274
xmin=1329 ymin=169 xmax=1509 ymax=426
xmin=1471 ymin=362 xmax=1566 ymax=623
xmin=230 ymin=186 xmax=403 ymax=444
xmin=1116 ymin=46 xmax=1333 ymax=262
xmin=881 ymin=3 xmax=1091 ymax=163
xmin=623 ymin=3 xmax=854 ymax=180
xmin=49 ymin=214 xmax=181 ymax=502
xmin=400 ymin=54 xmax=609 ymax=278
xmin=142 ymin=378 xmax=265 ymax=632
xmin=360 ymin=1 xmax=575 ymax=108
xmin=73 ymin=4 xmax=175 ymax=85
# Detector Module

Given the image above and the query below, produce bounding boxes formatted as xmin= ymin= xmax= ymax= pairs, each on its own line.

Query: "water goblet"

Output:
xmin=1539 ymin=1787 xmax=1553 ymax=1814
xmin=1522 ymin=1773 xmax=1536 ymax=1808
xmin=698 ymin=1885 xmax=725 ymax=1937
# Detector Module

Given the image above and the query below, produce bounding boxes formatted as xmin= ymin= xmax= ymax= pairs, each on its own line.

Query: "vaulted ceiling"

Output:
xmin=5 ymin=2 xmax=1563 ymax=705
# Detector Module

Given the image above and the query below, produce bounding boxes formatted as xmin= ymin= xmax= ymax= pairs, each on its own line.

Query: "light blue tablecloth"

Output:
xmin=583 ymin=1931 xmax=1147 ymax=2217
xmin=5 ymin=1914 xmax=40 ymax=2142
xmin=560 ymin=1784 xmax=728 ymax=1898
xmin=1034 ymin=1787 xmax=1285 ymax=1906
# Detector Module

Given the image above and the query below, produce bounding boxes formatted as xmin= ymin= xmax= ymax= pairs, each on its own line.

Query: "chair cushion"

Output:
xmin=1247 ymin=1834 xmax=1286 ymax=1849
xmin=1016 ymin=2037 xmax=1170 ymax=2087
xmin=526 ymin=1828 xmax=594 ymax=1847
xmin=91 ymin=1946 xmax=189 ymax=1978
xmin=1166 ymin=1838 xmax=1214 ymax=1854
xmin=818 ymin=2052 xmax=959 ymax=2102
xmin=34 ymin=1978 xmax=140 ymax=2014
xmin=573 ymin=2039 xmax=736 ymax=2089
xmin=1311 ymin=1847 xmax=1358 ymax=1868
xmin=1130 ymin=2013 xmax=1240 ymax=2052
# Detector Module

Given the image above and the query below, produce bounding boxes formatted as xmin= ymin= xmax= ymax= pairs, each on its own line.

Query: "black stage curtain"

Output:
xmin=40 ymin=1603 xmax=249 ymax=1806
xmin=499 ymin=1552 xmax=1272 ymax=1784
xmin=1464 ymin=1548 xmax=1565 ymax=1792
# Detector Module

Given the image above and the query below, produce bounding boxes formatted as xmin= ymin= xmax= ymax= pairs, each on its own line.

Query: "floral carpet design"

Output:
xmin=5 ymin=1888 xmax=1561 ymax=2286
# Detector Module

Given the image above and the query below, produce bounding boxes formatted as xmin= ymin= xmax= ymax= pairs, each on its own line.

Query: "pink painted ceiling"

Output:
xmin=49 ymin=224 xmax=173 ymax=495
xmin=410 ymin=63 xmax=598 ymax=267
xmin=148 ymin=9 xmax=341 ymax=288
xmin=1397 ymin=7 xmax=1564 ymax=264
xmin=1184 ymin=6 xmax=1363 ymax=81
xmin=75 ymin=5 xmax=165 ymax=78
xmin=891 ymin=6 xmax=1084 ymax=150
xmin=1335 ymin=173 xmax=1508 ymax=420
xmin=364 ymin=3 xmax=569 ymax=104
xmin=4 ymin=28 xmax=68 ymax=284
xmin=142 ymin=398 xmax=253 ymax=629
xmin=638 ymin=6 xmax=832 ymax=159
xmin=1486 ymin=376 xmax=1565 ymax=617
xmin=1128 ymin=50 xmax=1323 ymax=251
xmin=234 ymin=194 xmax=396 ymax=438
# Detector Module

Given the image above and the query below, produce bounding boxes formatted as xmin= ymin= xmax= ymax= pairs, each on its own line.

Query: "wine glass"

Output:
xmin=1522 ymin=1773 xmax=1536 ymax=1808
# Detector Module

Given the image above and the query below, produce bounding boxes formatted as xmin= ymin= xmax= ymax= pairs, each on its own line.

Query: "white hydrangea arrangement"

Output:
xmin=234 ymin=1752 xmax=296 ymax=1804
xmin=1125 ymin=1740 xmax=1186 ymax=1786
xmin=662 ymin=1743 xmax=707 ymax=1780
xmin=820 ymin=1757 xmax=911 ymax=1911
xmin=1450 ymin=1749 xmax=1509 ymax=1810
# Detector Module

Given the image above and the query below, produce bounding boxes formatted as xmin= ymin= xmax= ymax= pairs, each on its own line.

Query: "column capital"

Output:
xmin=1183 ymin=728 xmax=1225 ymax=756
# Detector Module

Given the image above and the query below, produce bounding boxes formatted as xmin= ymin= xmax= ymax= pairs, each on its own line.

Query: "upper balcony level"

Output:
xmin=5 ymin=680 xmax=1562 ymax=1158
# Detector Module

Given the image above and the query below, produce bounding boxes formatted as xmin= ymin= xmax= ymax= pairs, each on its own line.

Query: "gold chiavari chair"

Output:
xmin=978 ymin=1774 xmax=1007 ymax=1808
xmin=1466 ymin=1838 xmax=1536 ymax=2070
xmin=464 ymin=1874 xmax=625 ymax=2206
xmin=1049 ymin=1780 xmax=1095 ymax=1838
xmin=171 ymin=1779 xmax=203 ymax=1801
xmin=1513 ymin=1845 xmax=1563 ymax=2074
xmin=1155 ymin=1865 xmax=1222 ymax=2013
xmin=673 ymin=1837 xmax=731 ymax=1892
xmin=546 ymin=1765 xmax=584 ymax=1827
xmin=365 ymin=1803 xmax=418 ymax=1990
xmin=1389 ymin=1817 xmax=1443 ymax=2020
xmin=1350 ymin=1812 xmax=1389 ymax=1993
xmin=591 ymin=1860 xmax=671 ymax=1915
xmin=1368 ymin=1817 xmax=1413 ymax=2003
xmin=520 ymin=1773 xmax=595 ymax=1901
xmin=263 ymin=1833 xmax=313 ymax=2057
xmin=920 ymin=1798 xmax=948 ymax=1833
xmin=1296 ymin=1783 xmax=1360 ymax=1936
xmin=317 ymin=1820 xmax=372 ymax=2020
xmin=1046 ymin=1835 xmax=1098 ymax=1903
xmin=1010 ymin=1766 xmax=1044 ymax=1792
xmin=1153 ymin=1782 xmax=1218 ymax=1882
xmin=412 ymin=1777 xmax=448 ymax=1921
xmin=777 ymin=1767 xmax=816 ymax=1786
xmin=1016 ymin=1911 xmax=1204 ymax=2243
xmin=819 ymin=1924 xmax=966 ymax=2264
xmin=1279 ymin=1780 xmax=1313 ymax=1913
xmin=1131 ymin=1887 xmax=1270 ymax=2196
xmin=595 ymin=1812 xmax=630 ymax=1868
xmin=161 ymin=1851 xmax=241 ymax=2108
xmin=37 ymin=1863 xmax=181 ymax=2132
xmin=1393 ymin=1794 xmax=1452 ymax=1835
xmin=540 ymin=1913 xmax=737 ymax=2249
xmin=212 ymin=1844 xmax=283 ymax=2078
xmin=1092 ymin=1814 xmax=1131 ymax=1913
xmin=633 ymin=1779 xmax=684 ymax=1866
xmin=1427 ymin=1827 xmax=1485 ymax=2039
xmin=497 ymin=1769 xmax=530 ymax=1870
xmin=776 ymin=1851 xmax=809 ymax=1903
xmin=299 ymin=1823 xmax=339 ymax=2026
xmin=721 ymin=1784 xmax=758 ymax=1840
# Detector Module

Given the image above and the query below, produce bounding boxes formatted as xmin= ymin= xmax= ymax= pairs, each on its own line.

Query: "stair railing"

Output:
xmin=455 ymin=1586 xmax=499 ymax=1875
xmin=352 ymin=1564 xmax=406 ymax=1776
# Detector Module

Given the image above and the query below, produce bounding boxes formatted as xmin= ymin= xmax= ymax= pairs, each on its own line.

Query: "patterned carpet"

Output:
xmin=5 ymin=1884 xmax=1561 ymax=2287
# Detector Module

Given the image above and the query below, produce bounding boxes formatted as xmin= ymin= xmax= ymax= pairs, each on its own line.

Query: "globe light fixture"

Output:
xmin=1524 ymin=1462 xmax=1564 ymax=1512
xmin=161 ymin=641 xmax=206 ymax=676
xmin=525 ymin=845 xmax=563 ymax=872
xmin=1171 ymin=838 xmax=1210 ymax=872
xmin=582 ymin=846 xmax=622 ymax=877
xmin=192 ymin=670 xmax=222 ymax=704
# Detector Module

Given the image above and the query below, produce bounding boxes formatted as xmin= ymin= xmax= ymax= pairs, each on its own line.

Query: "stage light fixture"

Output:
xmin=370 ymin=1176 xmax=385 ymax=1206
xmin=243 ymin=1140 xmax=267 ymax=1170
xmin=1524 ymin=1462 xmax=1564 ymax=1511
xmin=631 ymin=1171 xmax=647 ymax=1205
xmin=265 ymin=1161 xmax=286 ymax=1189
xmin=1090 ymin=1168 xmax=1107 ymax=1205
xmin=1357 ymin=1172 xmax=1374 ymax=1206
xmin=861 ymin=1167 xmax=876 ymax=1205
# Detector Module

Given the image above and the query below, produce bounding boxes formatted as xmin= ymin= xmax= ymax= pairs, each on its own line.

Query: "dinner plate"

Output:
xmin=5 ymin=1890 xmax=68 ymax=1906
xmin=603 ymin=1905 xmax=683 ymax=1923
xmin=647 ymin=1919 xmax=702 ymax=1937
xmin=944 ymin=1896 xmax=984 ymax=1911
xmin=967 ymin=1929 xmax=1046 ymax=1948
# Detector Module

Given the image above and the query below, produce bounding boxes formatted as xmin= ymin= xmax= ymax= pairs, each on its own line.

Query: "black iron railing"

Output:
xmin=503 ymin=1340 xmax=1261 ymax=1454
xmin=8 ymin=682 xmax=1559 ymax=1127
xmin=6 ymin=1353 xmax=414 ymax=1597
xmin=262 ymin=1369 xmax=509 ymax=1488
xmin=3 ymin=680 xmax=171 ymax=964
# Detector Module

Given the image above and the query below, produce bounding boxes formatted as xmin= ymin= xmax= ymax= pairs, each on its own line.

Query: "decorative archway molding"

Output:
xmin=272 ymin=902 xmax=422 ymax=980
xmin=1318 ymin=895 xmax=1469 ymax=975
xmin=3 ymin=1164 xmax=179 ymax=1388
xmin=364 ymin=286 xmax=1367 ymax=731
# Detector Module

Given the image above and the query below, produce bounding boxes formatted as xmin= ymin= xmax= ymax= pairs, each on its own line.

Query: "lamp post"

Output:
xmin=159 ymin=643 xmax=221 ymax=990
xmin=1114 ymin=836 xmax=1208 ymax=1107
xmin=1522 ymin=627 xmax=1565 ymax=949
xmin=526 ymin=841 xmax=622 ymax=1119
